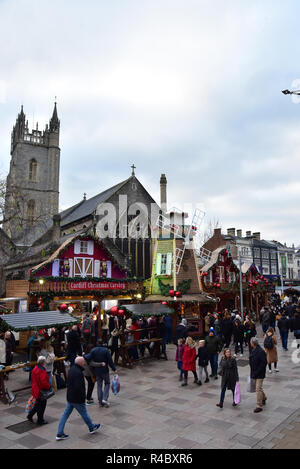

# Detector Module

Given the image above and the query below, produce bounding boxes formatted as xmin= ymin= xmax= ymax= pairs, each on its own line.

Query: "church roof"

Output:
xmin=60 ymin=177 xmax=130 ymax=227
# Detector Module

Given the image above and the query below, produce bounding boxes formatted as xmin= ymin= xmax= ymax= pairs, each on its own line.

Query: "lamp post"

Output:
xmin=238 ymin=247 xmax=244 ymax=318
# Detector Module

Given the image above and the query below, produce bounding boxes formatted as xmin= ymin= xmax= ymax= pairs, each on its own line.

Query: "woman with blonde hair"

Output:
xmin=181 ymin=337 xmax=198 ymax=386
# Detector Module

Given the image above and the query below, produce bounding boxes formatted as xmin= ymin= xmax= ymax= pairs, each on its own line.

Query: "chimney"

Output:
xmin=227 ymin=228 xmax=236 ymax=237
xmin=160 ymin=174 xmax=167 ymax=213
xmin=52 ymin=214 xmax=61 ymax=244
xmin=246 ymin=231 xmax=252 ymax=237
xmin=236 ymin=229 xmax=242 ymax=238
xmin=214 ymin=228 xmax=222 ymax=236
xmin=253 ymin=232 xmax=261 ymax=240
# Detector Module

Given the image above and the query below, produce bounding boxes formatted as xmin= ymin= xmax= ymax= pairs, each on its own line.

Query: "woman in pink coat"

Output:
xmin=181 ymin=337 xmax=198 ymax=386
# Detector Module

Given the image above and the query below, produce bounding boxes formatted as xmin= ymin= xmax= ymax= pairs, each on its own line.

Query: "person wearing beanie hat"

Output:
xmin=205 ymin=328 xmax=222 ymax=379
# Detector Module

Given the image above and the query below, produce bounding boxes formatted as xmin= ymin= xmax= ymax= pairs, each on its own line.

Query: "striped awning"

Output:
xmin=0 ymin=311 xmax=79 ymax=331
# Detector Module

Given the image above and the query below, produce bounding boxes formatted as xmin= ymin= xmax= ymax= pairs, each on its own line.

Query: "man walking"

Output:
xmin=277 ymin=313 xmax=290 ymax=351
xmin=84 ymin=340 xmax=117 ymax=408
xmin=249 ymin=337 xmax=268 ymax=413
xmin=56 ymin=356 xmax=101 ymax=440
xmin=205 ymin=328 xmax=222 ymax=380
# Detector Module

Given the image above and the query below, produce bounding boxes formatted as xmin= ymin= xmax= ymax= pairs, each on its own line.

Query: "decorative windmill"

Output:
xmin=155 ymin=207 xmax=213 ymax=275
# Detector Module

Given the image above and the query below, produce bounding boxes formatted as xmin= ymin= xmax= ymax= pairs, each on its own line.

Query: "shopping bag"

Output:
xmin=25 ymin=396 xmax=36 ymax=414
xmin=111 ymin=374 xmax=120 ymax=396
xmin=247 ymin=376 xmax=256 ymax=393
xmin=234 ymin=382 xmax=241 ymax=404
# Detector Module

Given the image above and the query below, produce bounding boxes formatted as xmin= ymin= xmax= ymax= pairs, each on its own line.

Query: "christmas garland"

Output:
xmin=30 ymin=276 xmax=144 ymax=283
xmin=158 ymin=278 xmax=192 ymax=297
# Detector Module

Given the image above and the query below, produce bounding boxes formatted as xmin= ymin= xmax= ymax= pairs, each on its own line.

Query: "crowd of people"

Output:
xmin=174 ymin=293 xmax=300 ymax=413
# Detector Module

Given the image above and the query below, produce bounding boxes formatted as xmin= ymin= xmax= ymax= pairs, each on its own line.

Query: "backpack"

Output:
xmin=264 ymin=335 xmax=274 ymax=350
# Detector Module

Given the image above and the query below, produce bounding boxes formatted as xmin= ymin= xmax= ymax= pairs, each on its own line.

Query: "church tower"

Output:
xmin=3 ymin=103 xmax=61 ymax=247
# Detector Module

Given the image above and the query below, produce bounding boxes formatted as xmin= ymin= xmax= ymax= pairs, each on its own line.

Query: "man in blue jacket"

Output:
xmin=84 ymin=340 xmax=117 ymax=408
xmin=249 ymin=338 xmax=268 ymax=413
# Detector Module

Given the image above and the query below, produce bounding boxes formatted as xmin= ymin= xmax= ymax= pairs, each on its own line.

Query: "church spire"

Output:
xmin=49 ymin=101 xmax=60 ymax=132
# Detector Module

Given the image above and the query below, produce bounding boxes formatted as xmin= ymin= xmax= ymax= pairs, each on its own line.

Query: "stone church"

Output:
xmin=1 ymin=104 xmax=168 ymax=292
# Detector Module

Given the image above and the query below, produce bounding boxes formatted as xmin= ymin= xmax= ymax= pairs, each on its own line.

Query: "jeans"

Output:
xmin=280 ymin=331 xmax=289 ymax=350
xmin=96 ymin=373 xmax=110 ymax=404
xmin=234 ymin=341 xmax=244 ymax=355
xmin=85 ymin=376 xmax=95 ymax=401
xmin=220 ymin=385 xmax=234 ymax=404
xmin=57 ymin=402 xmax=95 ymax=434
xmin=198 ymin=366 xmax=209 ymax=382
xmin=177 ymin=361 xmax=184 ymax=378
xmin=209 ymin=354 xmax=219 ymax=376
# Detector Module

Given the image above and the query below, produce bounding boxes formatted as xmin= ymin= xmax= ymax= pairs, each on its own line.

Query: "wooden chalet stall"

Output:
xmin=29 ymin=234 xmax=144 ymax=339
xmin=0 ymin=311 xmax=79 ymax=404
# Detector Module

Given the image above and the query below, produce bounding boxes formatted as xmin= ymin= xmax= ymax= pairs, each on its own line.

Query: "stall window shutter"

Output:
xmin=87 ymin=241 xmax=94 ymax=255
xmin=156 ymin=253 xmax=162 ymax=275
xmin=74 ymin=240 xmax=80 ymax=254
xmin=52 ymin=259 xmax=60 ymax=277
xmin=166 ymin=253 xmax=173 ymax=275
xmin=94 ymin=260 xmax=100 ymax=277
xmin=69 ymin=259 xmax=73 ymax=277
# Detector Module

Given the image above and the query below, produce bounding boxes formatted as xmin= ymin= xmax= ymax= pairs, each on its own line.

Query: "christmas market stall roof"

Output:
xmin=0 ymin=311 xmax=80 ymax=332
xmin=120 ymin=303 xmax=174 ymax=316
xmin=144 ymin=294 xmax=217 ymax=304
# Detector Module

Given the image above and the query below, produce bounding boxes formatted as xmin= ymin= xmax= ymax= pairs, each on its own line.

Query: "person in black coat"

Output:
xmin=216 ymin=349 xmax=239 ymax=409
xmin=56 ymin=357 xmax=100 ymax=440
xmin=197 ymin=340 xmax=210 ymax=384
xmin=277 ymin=313 xmax=290 ymax=351
xmin=232 ymin=320 xmax=244 ymax=357
xmin=249 ymin=337 xmax=268 ymax=413
xmin=67 ymin=326 xmax=82 ymax=367
xmin=290 ymin=312 xmax=300 ymax=348
xmin=221 ymin=314 xmax=233 ymax=348
xmin=173 ymin=320 xmax=188 ymax=345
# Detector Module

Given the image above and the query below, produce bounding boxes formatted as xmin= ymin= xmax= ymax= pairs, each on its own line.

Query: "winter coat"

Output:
xmin=67 ymin=330 xmax=82 ymax=356
xmin=81 ymin=318 xmax=95 ymax=336
xmin=290 ymin=317 xmax=300 ymax=338
xmin=197 ymin=346 xmax=210 ymax=367
xmin=277 ymin=317 xmax=290 ymax=333
xmin=264 ymin=333 xmax=278 ymax=364
xmin=243 ymin=321 xmax=256 ymax=341
xmin=204 ymin=315 xmax=211 ymax=333
xmin=222 ymin=318 xmax=233 ymax=338
xmin=173 ymin=324 xmax=188 ymax=344
xmin=66 ymin=364 xmax=86 ymax=404
xmin=84 ymin=345 xmax=116 ymax=377
xmin=232 ymin=324 xmax=244 ymax=342
xmin=175 ymin=344 xmax=185 ymax=362
xmin=218 ymin=357 xmax=239 ymax=391
xmin=205 ymin=335 xmax=222 ymax=355
xmin=182 ymin=344 xmax=197 ymax=372
xmin=31 ymin=365 xmax=50 ymax=399
xmin=249 ymin=345 xmax=267 ymax=380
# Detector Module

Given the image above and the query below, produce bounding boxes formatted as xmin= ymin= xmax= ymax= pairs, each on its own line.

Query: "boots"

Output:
xmin=216 ymin=403 xmax=223 ymax=408
xmin=181 ymin=380 xmax=188 ymax=387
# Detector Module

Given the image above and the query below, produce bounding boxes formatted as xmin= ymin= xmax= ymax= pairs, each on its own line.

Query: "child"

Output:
xmin=175 ymin=338 xmax=185 ymax=381
xmin=197 ymin=340 xmax=210 ymax=385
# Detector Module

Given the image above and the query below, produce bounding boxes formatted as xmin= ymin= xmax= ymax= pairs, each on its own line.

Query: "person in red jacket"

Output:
xmin=181 ymin=337 xmax=199 ymax=386
xmin=27 ymin=356 xmax=51 ymax=425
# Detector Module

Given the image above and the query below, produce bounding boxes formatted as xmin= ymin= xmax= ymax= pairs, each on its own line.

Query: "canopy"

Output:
xmin=120 ymin=303 xmax=174 ymax=316
xmin=0 ymin=311 xmax=80 ymax=332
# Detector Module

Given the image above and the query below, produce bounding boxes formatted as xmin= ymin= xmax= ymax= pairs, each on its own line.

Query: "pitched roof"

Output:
xmin=60 ymin=178 xmax=130 ymax=227
xmin=0 ymin=311 xmax=79 ymax=331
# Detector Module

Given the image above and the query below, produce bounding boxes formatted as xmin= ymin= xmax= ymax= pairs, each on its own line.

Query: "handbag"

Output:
xmin=234 ymin=382 xmax=241 ymax=404
xmin=247 ymin=376 xmax=256 ymax=393
xmin=26 ymin=396 xmax=36 ymax=413
xmin=40 ymin=389 xmax=55 ymax=401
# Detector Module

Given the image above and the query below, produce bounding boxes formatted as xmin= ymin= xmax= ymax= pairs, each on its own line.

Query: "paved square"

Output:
xmin=1 ymin=328 xmax=300 ymax=449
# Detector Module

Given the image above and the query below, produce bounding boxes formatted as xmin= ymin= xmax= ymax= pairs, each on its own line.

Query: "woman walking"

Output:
xmin=39 ymin=340 xmax=55 ymax=387
xmin=264 ymin=327 xmax=279 ymax=373
xmin=27 ymin=356 xmax=51 ymax=425
xmin=216 ymin=349 xmax=239 ymax=409
xmin=232 ymin=320 xmax=244 ymax=357
xmin=181 ymin=337 xmax=198 ymax=386
xmin=244 ymin=316 xmax=257 ymax=354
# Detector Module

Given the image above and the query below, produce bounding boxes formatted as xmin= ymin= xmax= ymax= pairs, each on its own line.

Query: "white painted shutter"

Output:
xmin=166 ymin=253 xmax=173 ymax=275
xmin=156 ymin=253 xmax=162 ymax=275
xmin=87 ymin=241 xmax=94 ymax=255
xmin=107 ymin=261 xmax=112 ymax=278
xmin=69 ymin=259 xmax=73 ymax=277
xmin=52 ymin=259 xmax=60 ymax=277
xmin=74 ymin=240 xmax=80 ymax=254
xmin=94 ymin=260 xmax=100 ymax=277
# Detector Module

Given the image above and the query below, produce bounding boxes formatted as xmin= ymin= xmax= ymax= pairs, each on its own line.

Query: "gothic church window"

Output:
xmin=27 ymin=200 xmax=36 ymax=225
xmin=29 ymin=159 xmax=38 ymax=182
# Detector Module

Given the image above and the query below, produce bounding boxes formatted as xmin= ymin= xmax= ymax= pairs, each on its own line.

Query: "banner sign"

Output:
xmin=69 ymin=281 xmax=127 ymax=291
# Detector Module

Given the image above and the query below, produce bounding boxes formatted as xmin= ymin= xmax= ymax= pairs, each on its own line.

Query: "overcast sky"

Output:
xmin=0 ymin=0 xmax=299 ymax=246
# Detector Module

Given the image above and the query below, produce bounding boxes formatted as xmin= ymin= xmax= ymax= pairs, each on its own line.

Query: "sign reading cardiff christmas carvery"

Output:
xmin=69 ymin=281 xmax=127 ymax=291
